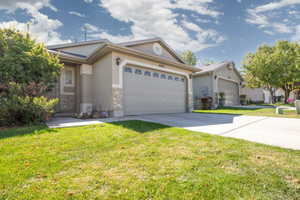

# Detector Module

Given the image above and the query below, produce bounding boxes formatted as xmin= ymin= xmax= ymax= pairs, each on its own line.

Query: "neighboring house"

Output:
xmin=46 ymin=38 xmax=199 ymax=117
xmin=192 ymin=62 xmax=243 ymax=108
xmin=240 ymin=87 xmax=266 ymax=103
xmin=241 ymin=87 xmax=300 ymax=104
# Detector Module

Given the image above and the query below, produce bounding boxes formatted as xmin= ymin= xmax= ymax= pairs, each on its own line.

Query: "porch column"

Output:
xmin=80 ymin=64 xmax=93 ymax=114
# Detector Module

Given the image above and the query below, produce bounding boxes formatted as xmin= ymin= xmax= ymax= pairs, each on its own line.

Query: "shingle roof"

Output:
xmin=194 ymin=62 xmax=228 ymax=75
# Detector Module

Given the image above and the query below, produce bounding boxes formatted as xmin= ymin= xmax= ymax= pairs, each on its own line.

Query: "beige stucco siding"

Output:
xmin=192 ymin=73 xmax=213 ymax=109
xmin=240 ymin=87 xmax=265 ymax=102
xmin=60 ymin=43 xmax=104 ymax=56
xmin=128 ymin=43 xmax=179 ymax=63
xmin=213 ymin=66 xmax=241 ymax=94
xmin=193 ymin=74 xmax=213 ymax=98
xmin=92 ymin=53 xmax=113 ymax=111
xmin=214 ymin=67 xmax=241 ymax=83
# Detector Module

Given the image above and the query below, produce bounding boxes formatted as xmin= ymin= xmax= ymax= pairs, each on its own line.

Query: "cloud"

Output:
xmin=237 ymin=0 xmax=242 ymax=3
xmin=246 ymin=0 xmax=300 ymax=35
xmin=252 ymin=0 xmax=300 ymax=13
xmin=82 ymin=23 xmax=100 ymax=32
xmin=0 ymin=0 xmax=57 ymax=12
xmin=69 ymin=11 xmax=85 ymax=17
xmin=98 ymin=0 xmax=224 ymax=52
xmin=263 ymin=30 xmax=275 ymax=35
xmin=0 ymin=1 xmax=69 ymax=44
xmin=84 ymin=0 xmax=93 ymax=3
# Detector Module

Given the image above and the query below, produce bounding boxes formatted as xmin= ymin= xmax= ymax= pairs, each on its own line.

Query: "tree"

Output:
xmin=0 ymin=28 xmax=63 ymax=93
xmin=272 ymin=41 xmax=300 ymax=102
xmin=242 ymin=45 xmax=281 ymax=103
xmin=181 ymin=50 xmax=197 ymax=66
xmin=242 ymin=41 xmax=300 ymax=103
xmin=0 ymin=29 xmax=63 ymax=125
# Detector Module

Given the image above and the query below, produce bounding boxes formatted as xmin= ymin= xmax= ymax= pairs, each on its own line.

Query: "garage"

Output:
xmin=123 ymin=66 xmax=186 ymax=115
xmin=218 ymin=78 xmax=239 ymax=106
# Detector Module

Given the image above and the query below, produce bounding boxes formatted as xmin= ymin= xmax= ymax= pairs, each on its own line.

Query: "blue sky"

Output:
xmin=0 ymin=0 xmax=299 ymax=68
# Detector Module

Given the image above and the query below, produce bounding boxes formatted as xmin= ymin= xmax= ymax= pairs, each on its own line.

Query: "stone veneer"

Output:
xmin=188 ymin=92 xmax=194 ymax=112
xmin=112 ymin=87 xmax=124 ymax=117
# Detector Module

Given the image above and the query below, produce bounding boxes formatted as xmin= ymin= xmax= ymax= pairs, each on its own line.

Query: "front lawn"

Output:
xmin=194 ymin=106 xmax=300 ymax=119
xmin=1 ymin=121 xmax=299 ymax=199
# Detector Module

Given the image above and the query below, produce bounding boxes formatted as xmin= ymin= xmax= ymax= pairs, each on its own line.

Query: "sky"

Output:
xmin=0 ymin=0 xmax=299 ymax=69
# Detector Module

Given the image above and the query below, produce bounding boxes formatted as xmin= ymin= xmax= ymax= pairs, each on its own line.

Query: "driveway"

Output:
xmin=47 ymin=113 xmax=300 ymax=150
xmin=137 ymin=113 xmax=300 ymax=150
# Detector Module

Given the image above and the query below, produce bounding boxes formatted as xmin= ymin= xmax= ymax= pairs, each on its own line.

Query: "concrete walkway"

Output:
xmin=47 ymin=113 xmax=300 ymax=150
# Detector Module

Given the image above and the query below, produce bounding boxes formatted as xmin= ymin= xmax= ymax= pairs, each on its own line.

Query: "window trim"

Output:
xmin=124 ymin=67 xmax=132 ymax=73
xmin=135 ymin=69 xmax=142 ymax=75
xmin=63 ymin=67 xmax=75 ymax=87
xmin=144 ymin=71 xmax=151 ymax=76
xmin=168 ymin=75 xmax=173 ymax=80
xmin=160 ymin=74 xmax=166 ymax=79
xmin=153 ymin=72 xmax=159 ymax=78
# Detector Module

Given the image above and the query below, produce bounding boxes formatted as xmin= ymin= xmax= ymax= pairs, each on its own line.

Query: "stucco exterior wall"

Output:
xmin=214 ymin=66 xmax=241 ymax=85
xmin=240 ymin=87 xmax=265 ymax=102
xmin=92 ymin=53 xmax=113 ymax=112
xmin=192 ymin=73 xmax=213 ymax=109
xmin=128 ymin=42 xmax=179 ymax=63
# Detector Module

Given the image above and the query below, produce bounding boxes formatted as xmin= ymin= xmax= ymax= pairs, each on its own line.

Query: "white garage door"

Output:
xmin=123 ymin=66 xmax=186 ymax=115
xmin=218 ymin=79 xmax=239 ymax=106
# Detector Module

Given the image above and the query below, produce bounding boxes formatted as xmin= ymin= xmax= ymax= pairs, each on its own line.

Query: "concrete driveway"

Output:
xmin=137 ymin=113 xmax=300 ymax=150
xmin=47 ymin=113 xmax=300 ymax=150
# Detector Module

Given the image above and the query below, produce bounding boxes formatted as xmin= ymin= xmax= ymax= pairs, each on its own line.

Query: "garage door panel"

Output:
xmin=123 ymin=66 xmax=186 ymax=115
xmin=218 ymin=79 xmax=239 ymax=106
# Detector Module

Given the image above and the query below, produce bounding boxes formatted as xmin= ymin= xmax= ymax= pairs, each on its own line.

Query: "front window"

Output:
xmin=64 ymin=69 xmax=74 ymax=86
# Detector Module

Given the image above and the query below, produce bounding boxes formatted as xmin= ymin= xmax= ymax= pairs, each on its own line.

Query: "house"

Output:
xmin=46 ymin=38 xmax=199 ymax=117
xmin=240 ymin=87 xmax=266 ymax=103
xmin=241 ymin=87 xmax=300 ymax=104
xmin=192 ymin=61 xmax=243 ymax=108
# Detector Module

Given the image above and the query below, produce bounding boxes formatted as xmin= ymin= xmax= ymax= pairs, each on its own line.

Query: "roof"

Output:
xmin=47 ymin=37 xmax=200 ymax=72
xmin=193 ymin=61 xmax=243 ymax=80
xmin=117 ymin=37 xmax=186 ymax=64
xmin=47 ymin=39 xmax=110 ymax=50
xmin=193 ymin=62 xmax=228 ymax=75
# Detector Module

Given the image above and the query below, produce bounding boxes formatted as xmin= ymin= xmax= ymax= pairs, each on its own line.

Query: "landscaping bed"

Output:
xmin=0 ymin=120 xmax=299 ymax=199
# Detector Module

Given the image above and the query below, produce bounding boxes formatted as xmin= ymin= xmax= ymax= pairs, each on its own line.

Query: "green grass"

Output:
xmin=194 ymin=106 xmax=300 ymax=119
xmin=1 ymin=121 xmax=300 ymax=200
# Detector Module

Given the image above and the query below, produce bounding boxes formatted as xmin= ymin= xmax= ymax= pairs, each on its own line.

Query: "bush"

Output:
xmin=0 ymin=82 xmax=58 ymax=126
xmin=0 ymin=29 xmax=62 ymax=126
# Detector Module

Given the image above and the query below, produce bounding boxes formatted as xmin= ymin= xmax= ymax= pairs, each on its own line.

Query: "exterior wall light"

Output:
xmin=116 ymin=57 xmax=121 ymax=66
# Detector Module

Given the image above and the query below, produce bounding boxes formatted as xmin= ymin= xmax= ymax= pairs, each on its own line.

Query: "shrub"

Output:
xmin=0 ymin=82 xmax=58 ymax=126
xmin=0 ymin=29 xmax=62 ymax=126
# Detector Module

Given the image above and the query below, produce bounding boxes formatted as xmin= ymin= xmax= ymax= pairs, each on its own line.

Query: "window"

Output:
xmin=160 ymin=74 xmax=166 ymax=79
xmin=168 ymin=75 xmax=173 ymax=80
xmin=144 ymin=71 xmax=151 ymax=76
xmin=153 ymin=72 xmax=159 ymax=78
xmin=125 ymin=67 xmax=132 ymax=73
xmin=135 ymin=69 xmax=142 ymax=75
xmin=64 ymin=68 xmax=74 ymax=86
